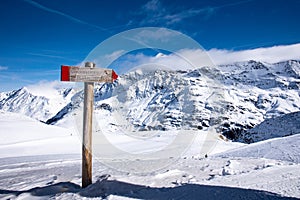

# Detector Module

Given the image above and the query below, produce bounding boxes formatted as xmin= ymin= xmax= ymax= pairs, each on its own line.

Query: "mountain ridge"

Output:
xmin=1 ymin=60 xmax=299 ymax=143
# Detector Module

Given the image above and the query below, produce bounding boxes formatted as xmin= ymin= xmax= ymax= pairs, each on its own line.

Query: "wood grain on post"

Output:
xmin=82 ymin=62 xmax=95 ymax=188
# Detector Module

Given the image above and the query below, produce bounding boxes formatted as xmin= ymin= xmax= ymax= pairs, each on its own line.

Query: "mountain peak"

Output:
xmin=155 ymin=52 xmax=167 ymax=58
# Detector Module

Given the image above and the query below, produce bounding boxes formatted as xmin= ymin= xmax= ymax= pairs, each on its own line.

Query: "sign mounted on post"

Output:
xmin=60 ymin=62 xmax=118 ymax=188
xmin=61 ymin=65 xmax=118 ymax=83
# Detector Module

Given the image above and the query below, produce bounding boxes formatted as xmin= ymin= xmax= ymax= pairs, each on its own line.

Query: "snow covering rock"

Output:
xmin=1 ymin=60 xmax=300 ymax=143
xmin=240 ymin=111 xmax=300 ymax=143
xmin=0 ymin=86 xmax=76 ymax=122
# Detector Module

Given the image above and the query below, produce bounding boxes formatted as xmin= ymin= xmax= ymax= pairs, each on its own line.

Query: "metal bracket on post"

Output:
xmin=82 ymin=62 xmax=95 ymax=188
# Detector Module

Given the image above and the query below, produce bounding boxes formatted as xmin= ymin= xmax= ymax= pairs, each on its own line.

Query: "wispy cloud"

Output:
xmin=136 ymin=0 xmax=254 ymax=26
xmin=133 ymin=28 xmax=180 ymax=43
xmin=164 ymin=8 xmax=215 ymax=25
xmin=27 ymin=53 xmax=68 ymax=59
xmin=23 ymin=0 xmax=107 ymax=31
xmin=0 ymin=72 xmax=35 ymax=84
xmin=137 ymin=0 xmax=214 ymax=26
xmin=27 ymin=53 xmax=81 ymax=63
xmin=0 ymin=66 xmax=8 ymax=71
xmin=104 ymin=50 xmax=126 ymax=61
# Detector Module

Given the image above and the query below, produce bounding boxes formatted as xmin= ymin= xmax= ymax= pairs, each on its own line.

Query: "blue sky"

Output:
xmin=0 ymin=0 xmax=300 ymax=91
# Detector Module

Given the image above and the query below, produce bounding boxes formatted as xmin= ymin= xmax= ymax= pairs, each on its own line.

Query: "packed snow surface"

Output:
xmin=0 ymin=111 xmax=299 ymax=199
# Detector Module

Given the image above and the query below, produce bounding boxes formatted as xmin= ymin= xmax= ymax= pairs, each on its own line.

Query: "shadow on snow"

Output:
xmin=0 ymin=179 xmax=297 ymax=199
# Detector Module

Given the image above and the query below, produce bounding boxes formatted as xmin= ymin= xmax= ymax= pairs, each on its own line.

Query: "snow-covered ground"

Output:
xmin=0 ymin=111 xmax=299 ymax=200
xmin=0 ymin=111 xmax=80 ymax=158
xmin=1 ymin=60 xmax=300 ymax=199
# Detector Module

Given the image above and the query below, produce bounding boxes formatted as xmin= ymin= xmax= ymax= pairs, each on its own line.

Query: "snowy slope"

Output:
xmin=0 ymin=111 xmax=80 ymax=158
xmin=216 ymin=133 xmax=300 ymax=163
xmin=0 ymin=110 xmax=299 ymax=199
xmin=215 ymin=60 xmax=300 ymax=141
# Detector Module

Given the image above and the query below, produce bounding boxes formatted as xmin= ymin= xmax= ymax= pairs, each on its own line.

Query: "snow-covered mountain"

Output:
xmin=1 ymin=60 xmax=300 ymax=143
xmin=1 ymin=60 xmax=300 ymax=199
xmin=0 ymin=86 xmax=76 ymax=122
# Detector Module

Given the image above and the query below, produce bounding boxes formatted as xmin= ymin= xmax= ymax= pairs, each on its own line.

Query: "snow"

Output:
xmin=0 ymin=111 xmax=80 ymax=158
xmin=216 ymin=133 xmax=300 ymax=163
xmin=240 ymin=111 xmax=300 ymax=143
xmin=2 ymin=60 xmax=300 ymax=141
xmin=0 ymin=110 xmax=299 ymax=199
xmin=0 ymin=60 xmax=300 ymax=199
xmin=0 ymin=82 xmax=77 ymax=122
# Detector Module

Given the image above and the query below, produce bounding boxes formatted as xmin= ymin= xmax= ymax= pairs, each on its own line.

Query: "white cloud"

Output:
xmin=114 ymin=43 xmax=300 ymax=74
xmin=208 ymin=43 xmax=300 ymax=65
xmin=114 ymin=49 xmax=213 ymax=74
xmin=0 ymin=66 xmax=8 ymax=71
xmin=26 ymin=80 xmax=75 ymax=98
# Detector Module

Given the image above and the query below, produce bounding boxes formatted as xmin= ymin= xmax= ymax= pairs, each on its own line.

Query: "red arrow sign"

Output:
xmin=61 ymin=66 xmax=118 ymax=83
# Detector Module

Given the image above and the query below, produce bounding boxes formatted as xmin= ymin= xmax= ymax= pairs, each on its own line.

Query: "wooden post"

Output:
xmin=60 ymin=62 xmax=118 ymax=188
xmin=82 ymin=62 xmax=95 ymax=188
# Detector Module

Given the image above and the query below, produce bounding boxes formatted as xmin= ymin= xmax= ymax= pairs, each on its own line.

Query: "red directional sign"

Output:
xmin=61 ymin=65 xmax=118 ymax=83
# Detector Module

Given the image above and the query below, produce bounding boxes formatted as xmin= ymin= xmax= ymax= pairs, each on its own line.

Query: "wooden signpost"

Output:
xmin=61 ymin=62 xmax=118 ymax=188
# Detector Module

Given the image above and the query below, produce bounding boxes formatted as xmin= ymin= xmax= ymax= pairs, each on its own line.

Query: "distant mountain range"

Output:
xmin=1 ymin=60 xmax=299 ymax=143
